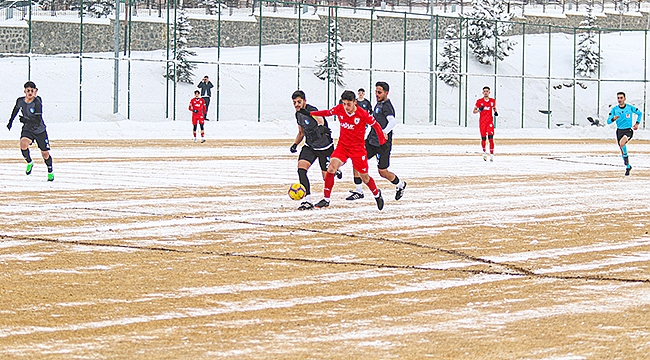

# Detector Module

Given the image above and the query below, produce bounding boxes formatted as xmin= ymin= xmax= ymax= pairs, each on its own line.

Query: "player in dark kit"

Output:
xmin=291 ymin=90 xmax=341 ymax=210
xmin=356 ymin=88 xmax=372 ymax=112
xmin=306 ymin=90 xmax=388 ymax=210
xmin=473 ymin=86 xmax=498 ymax=162
xmin=347 ymin=81 xmax=407 ymax=201
xmin=7 ymin=81 xmax=54 ymax=181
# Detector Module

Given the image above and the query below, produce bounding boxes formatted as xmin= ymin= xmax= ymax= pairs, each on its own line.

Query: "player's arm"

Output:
xmin=7 ymin=100 xmax=20 ymax=130
xmin=607 ymin=109 xmax=617 ymax=124
xmin=365 ymin=115 xmax=386 ymax=145
xmin=309 ymin=108 xmax=335 ymax=117
xmin=473 ymin=100 xmax=482 ymax=114
xmin=313 ymin=116 xmax=325 ymax=126
xmin=384 ymin=114 xmax=397 ymax=135
xmin=291 ymin=125 xmax=304 ymax=153
xmin=633 ymin=106 xmax=643 ymax=129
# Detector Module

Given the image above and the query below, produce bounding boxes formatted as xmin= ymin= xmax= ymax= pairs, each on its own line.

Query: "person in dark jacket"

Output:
xmin=197 ymin=75 xmax=214 ymax=120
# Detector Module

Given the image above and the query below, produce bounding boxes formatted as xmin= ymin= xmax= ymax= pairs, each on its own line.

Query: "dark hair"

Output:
xmin=617 ymin=91 xmax=626 ymax=98
xmin=203 ymin=75 xmax=209 ymax=79
xmin=483 ymin=86 xmax=490 ymax=91
xmin=375 ymin=81 xmax=389 ymax=92
xmin=341 ymin=90 xmax=356 ymax=101
xmin=24 ymin=81 xmax=36 ymax=89
xmin=358 ymin=88 xmax=365 ymax=93
xmin=194 ymin=90 xmax=200 ymax=94
xmin=291 ymin=90 xmax=306 ymax=100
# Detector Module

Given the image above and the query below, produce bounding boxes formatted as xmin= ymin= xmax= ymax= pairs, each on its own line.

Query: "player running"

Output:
xmin=291 ymin=90 xmax=341 ymax=210
xmin=304 ymin=90 xmax=388 ymax=210
xmin=607 ymin=91 xmax=643 ymax=176
xmin=347 ymin=81 xmax=406 ymax=201
xmin=473 ymin=86 xmax=498 ymax=162
xmin=7 ymin=81 xmax=54 ymax=181
xmin=189 ymin=90 xmax=207 ymax=143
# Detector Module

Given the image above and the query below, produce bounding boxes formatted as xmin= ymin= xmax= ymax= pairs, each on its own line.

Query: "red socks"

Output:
xmin=324 ymin=172 xmax=335 ymax=199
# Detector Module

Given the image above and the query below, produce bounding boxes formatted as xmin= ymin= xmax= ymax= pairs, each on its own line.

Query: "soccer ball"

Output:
xmin=288 ymin=183 xmax=306 ymax=201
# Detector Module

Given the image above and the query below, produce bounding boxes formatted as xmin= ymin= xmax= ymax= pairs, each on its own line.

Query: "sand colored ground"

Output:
xmin=0 ymin=139 xmax=649 ymax=359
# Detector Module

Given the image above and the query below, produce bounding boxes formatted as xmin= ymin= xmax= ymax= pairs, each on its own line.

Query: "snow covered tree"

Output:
xmin=575 ymin=5 xmax=601 ymax=78
xmin=465 ymin=0 xmax=515 ymax=65
xmin=71 ymin=0 xmax=114 ymax=18
xmin=437 ymin=23 xmax=461 ymax=87
xmin=314 ymin=20 xmax=346 ymax=87
xmin=165 ymin=9 xmax=197 ymax=83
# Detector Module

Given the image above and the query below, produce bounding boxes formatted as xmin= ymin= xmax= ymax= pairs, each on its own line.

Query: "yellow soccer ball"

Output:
xmin=288 ymin=183 xmax=306 ymax=201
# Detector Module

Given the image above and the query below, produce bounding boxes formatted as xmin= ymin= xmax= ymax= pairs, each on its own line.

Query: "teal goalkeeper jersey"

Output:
xmin=607 ymin=104 xmax=643 ymax=129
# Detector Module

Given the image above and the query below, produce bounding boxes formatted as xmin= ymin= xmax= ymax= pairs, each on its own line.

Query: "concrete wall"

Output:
xmin=1 ymin=10 xmax=649 ymax=55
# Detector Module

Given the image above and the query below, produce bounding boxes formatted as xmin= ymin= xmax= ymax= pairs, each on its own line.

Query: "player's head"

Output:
xmin=203 ymin=75 xmax=209 ymax=81
xmin=194 ymin=90 xmax=200 ymax=98
xmin=617 ymin=92 xmax=626 ymax=106
xmin=292 ymin=90 xmax=307 ymax=111
xmin=482 ymin=86 xmax=490 ymax=98
xmin=375 ymin=81 xmax=389 ymax=102
xmin=341 ymin=90 xmax=357 ymax=113
xmin=23 ymin=81 xmax=37 ymax=99
xmin=358 ymin=88 xmax=365 ymax=99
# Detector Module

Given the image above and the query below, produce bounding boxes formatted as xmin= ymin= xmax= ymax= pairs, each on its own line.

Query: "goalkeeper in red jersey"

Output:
xmin=302 ymin=90 xmax=388 ymax=210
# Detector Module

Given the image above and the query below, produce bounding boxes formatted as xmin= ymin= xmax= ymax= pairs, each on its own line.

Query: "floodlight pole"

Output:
xmin=113 ymin=0 xmax=120 ymax=114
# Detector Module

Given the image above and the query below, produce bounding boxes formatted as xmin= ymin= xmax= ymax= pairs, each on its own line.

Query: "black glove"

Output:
xmin=290 ymin=143 xmax=298 ymax=153
xmin=6 ymin=122 xmax=11 ymax=130
xmin=478 ymin=106 xmax=484 ymax=112
xmin=335 ymin=170 xmax=343 ymax=179
xmin=193 ymin=110 xmax=198 ymax=113
xmin=494 ymin=112 xmax=498 ymax=117
xmin=298 ymin=108 xmax=311 ymax=117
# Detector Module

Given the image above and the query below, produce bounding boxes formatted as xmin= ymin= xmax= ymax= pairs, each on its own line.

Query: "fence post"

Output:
xmin=644 ymin=29 xmax=648 ymax=129
xmin=27 ymin=0 xmax=32 ymax=79
xmin=597 ymin=30 xmax=601 ymax=119
xmin=79 ymin=0 xmax=84 ymax=122
xmin=521 ymin=22 xmax=525 ymax=128
xmin=458 ymin=17 xmax=463 ymax=127
xmin=547 ymin=24 xmax=552 ymax=129
xmin=369 ymin=7 xmax=374 ymax=99
xmin=217 ymin=0 xmax=221 ymax=122
xmin=403 ymin=12 xmax=407 ymax=124
xmin=572 ymin=26 xmax=576 ymax=126
xmin=165 ymin=0 xmax=170 ymax=119
xmin=257 ymin=0 xmax=262 ymax=122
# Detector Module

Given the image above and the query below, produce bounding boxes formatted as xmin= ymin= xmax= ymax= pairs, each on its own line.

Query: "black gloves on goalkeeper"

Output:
xmin=494 ymin=112 xmax=499 ymax=117
xmin=478 ymin=106 xmax=484 ymax=112
xmin=290 ymin=143 xmax=298 ymax=153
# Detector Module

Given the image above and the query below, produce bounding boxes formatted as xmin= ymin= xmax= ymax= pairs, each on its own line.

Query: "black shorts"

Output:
xmin=21 ymin=129 xmax=50 ymax=151
xmin=298 ymin=145 xmax=334 ymax=171
xmin=616 ymin=128 xmax=634 ymax=144
xmin=366 ymin=140 xmax=392 ymax=170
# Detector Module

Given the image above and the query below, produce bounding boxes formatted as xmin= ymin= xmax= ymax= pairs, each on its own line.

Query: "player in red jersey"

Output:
xmin=189 ymin=90 xmax=207 ymax=143
xmin=303 ymin=90 xmax=388 ymax=210
xmin=473 ymin=86 xmax=498 ymax=161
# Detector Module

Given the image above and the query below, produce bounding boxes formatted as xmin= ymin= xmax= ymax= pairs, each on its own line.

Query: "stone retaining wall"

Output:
xmin=1 ymin=10 xmax=649 ymax=55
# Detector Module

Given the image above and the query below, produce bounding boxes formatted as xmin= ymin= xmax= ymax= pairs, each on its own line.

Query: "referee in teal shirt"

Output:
xmin=607 ymin=92 xmax=643 ymax=176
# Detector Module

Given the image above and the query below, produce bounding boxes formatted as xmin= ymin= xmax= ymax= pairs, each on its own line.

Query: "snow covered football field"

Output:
xmin=1 ymin=135 xmax=649 ymax=358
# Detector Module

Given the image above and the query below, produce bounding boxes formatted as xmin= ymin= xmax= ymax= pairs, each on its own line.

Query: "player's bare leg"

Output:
xmin=359 ymin=172 xmax=384 ymax=210
xmin=619 ymin=135 xmax=631 ymax=175
xmin=297 ymin=159 xmax=315 ymax=210
xmin=378 ymin=168 xmax=407 ymax=201
xmin=315 ymin=158 xmax=344 ymax=208
xmin=20 ymin=137 xmax=33 ymax=175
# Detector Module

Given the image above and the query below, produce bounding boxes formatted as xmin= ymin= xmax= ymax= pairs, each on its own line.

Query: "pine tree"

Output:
xmin=71 ymin=0 xmax=114 ymax=18
xmin=576 ymin=5 xmax=601 ymax=78
xmin=437 ymin=23 xmax=461 ymax=87
xmin=165 ymin=9 xmax=197 ymax=83
xmin=314 ymin=20 xmax=346 ymax=87
xmin=466 ymin=0 xmax=515 ymax=65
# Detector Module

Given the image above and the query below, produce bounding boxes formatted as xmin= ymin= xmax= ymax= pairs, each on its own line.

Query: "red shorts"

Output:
xmin=192 ymin=117 xmax=205 ymax=126
xmin=480 ymin=120 xmax=494 ymax=137
xmin=331 ymin=145 xmax=369 ymax=174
